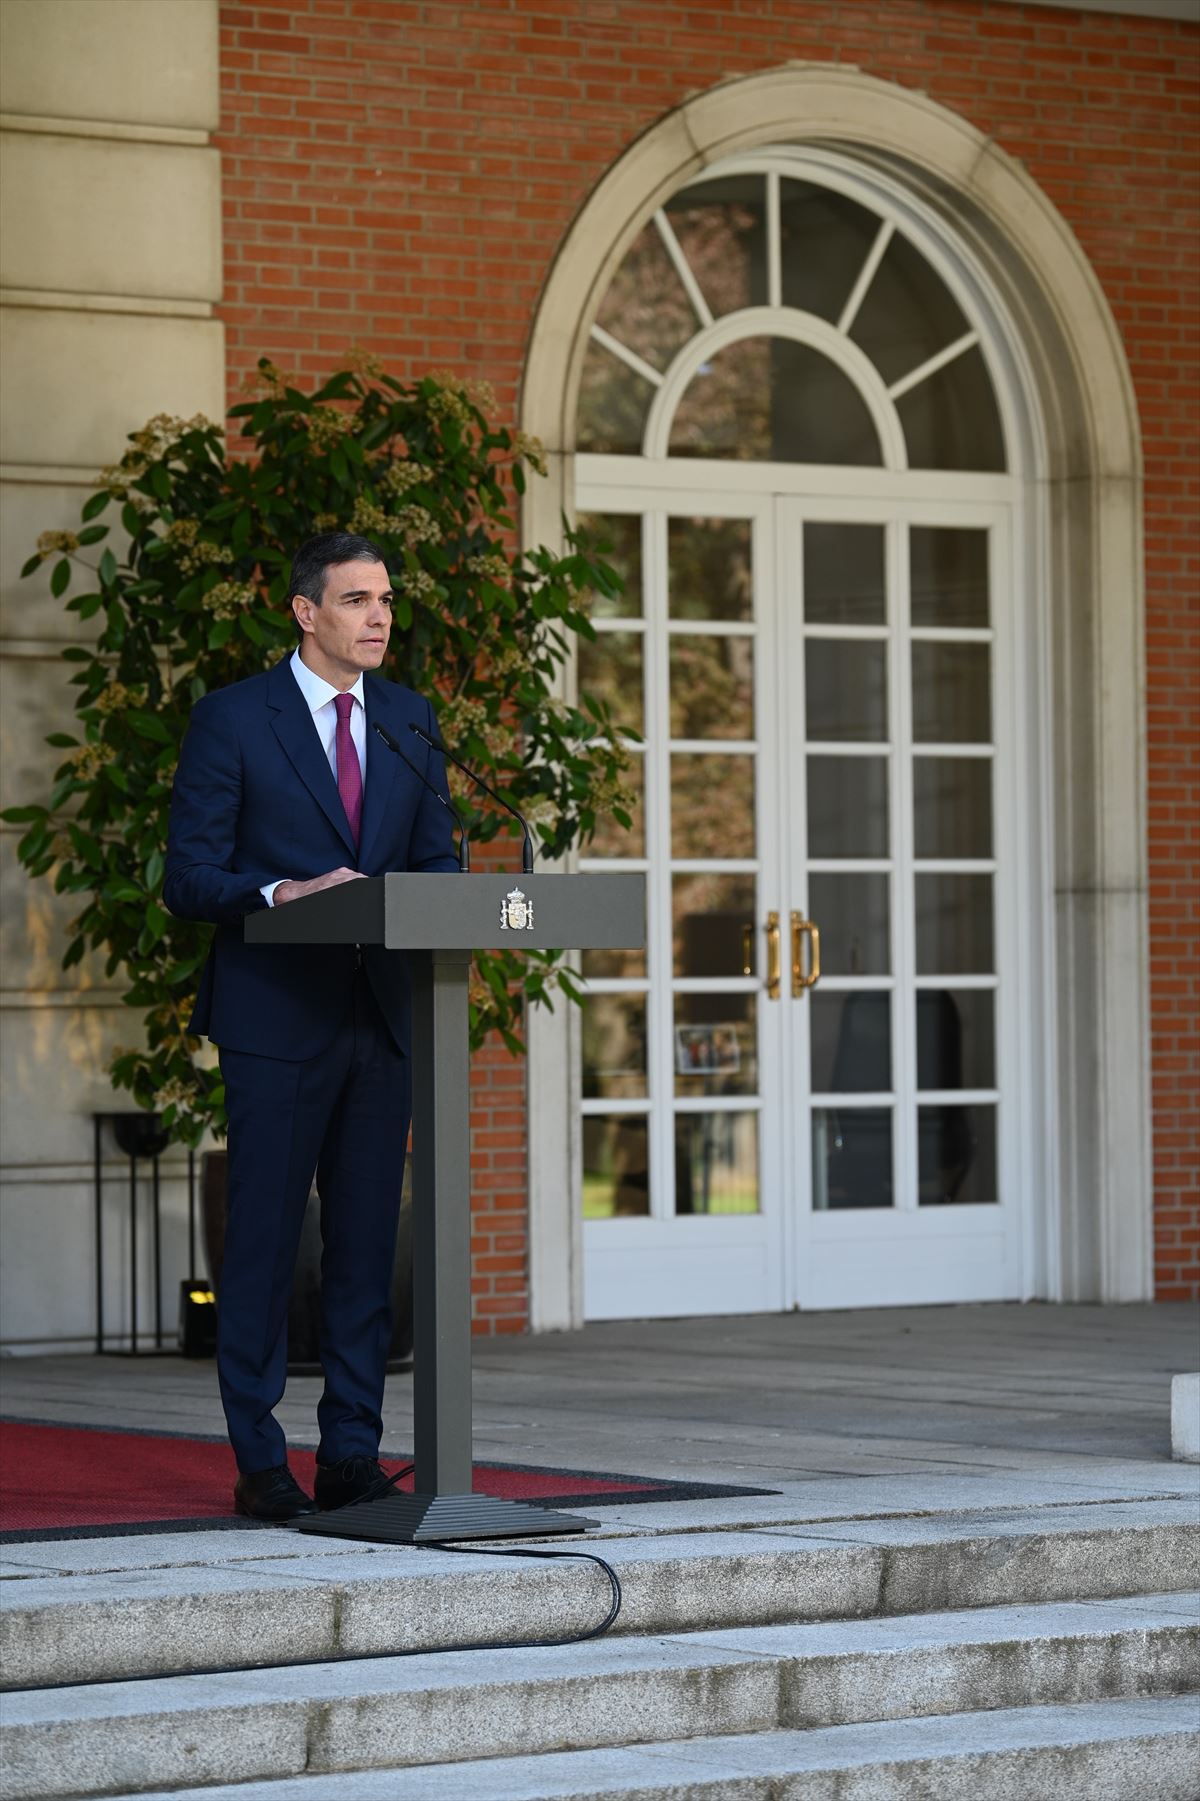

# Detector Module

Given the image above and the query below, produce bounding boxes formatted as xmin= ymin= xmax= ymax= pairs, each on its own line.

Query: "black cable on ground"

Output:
xmin=11 ymin=1477 xmax=625 ymax=1693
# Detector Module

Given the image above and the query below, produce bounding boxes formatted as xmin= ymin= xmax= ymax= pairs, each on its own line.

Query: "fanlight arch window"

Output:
xmin=578 ymin=161 xmax=1008 ymax=472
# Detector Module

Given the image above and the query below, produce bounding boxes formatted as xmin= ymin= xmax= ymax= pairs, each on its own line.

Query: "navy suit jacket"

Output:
xmin=163 ymin=655 xmax=459 ymax=1061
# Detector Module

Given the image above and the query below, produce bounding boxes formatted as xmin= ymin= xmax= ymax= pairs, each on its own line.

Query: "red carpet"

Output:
xmin=0 ymin=1421 xmax=771 ymax=1539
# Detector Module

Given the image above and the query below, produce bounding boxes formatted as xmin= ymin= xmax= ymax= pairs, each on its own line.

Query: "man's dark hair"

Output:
xmin=288 ymin=532 xmax=385 ymax=630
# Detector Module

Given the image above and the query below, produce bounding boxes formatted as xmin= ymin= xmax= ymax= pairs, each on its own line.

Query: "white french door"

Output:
xmin=577 ymin=473 xmax=1029 ymax=1317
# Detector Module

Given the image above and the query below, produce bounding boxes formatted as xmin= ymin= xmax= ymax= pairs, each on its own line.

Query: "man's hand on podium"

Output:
xmin=274 ymin=867 xmax=367 ymax=907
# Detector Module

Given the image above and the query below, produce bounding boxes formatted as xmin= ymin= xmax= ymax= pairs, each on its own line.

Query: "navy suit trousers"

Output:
xmin=217 ymin=971 xmax=411 ymax=1474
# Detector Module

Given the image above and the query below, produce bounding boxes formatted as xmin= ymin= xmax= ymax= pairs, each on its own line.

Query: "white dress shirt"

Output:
xmin=261 ymin=647 xmax=367 ymax=906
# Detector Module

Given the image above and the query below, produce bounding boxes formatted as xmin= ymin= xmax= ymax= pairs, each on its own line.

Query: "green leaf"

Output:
xmin=76 ymin=524 xmax=109 ymax=547
xmin=127 ymin=710 xmax=171 ymax=743
xmin=81 ymin=491 xmax=110 ymax=522
xmin=148 ymin=463 xmax=171 ymax=502
xmin=45 ymin=732 xmax=79 ymax=748
xmin=330 ymin=446 xmax=348 ymax=484
xmin=98 ymin=548 xmax=118 ymax=587
xmin=50 ymin=558 xmax=71 ymax=598
xmin=20 ymin=553 xmax=42 ymax=579
xmin=0 ymin=805 xmax=47 ymax=824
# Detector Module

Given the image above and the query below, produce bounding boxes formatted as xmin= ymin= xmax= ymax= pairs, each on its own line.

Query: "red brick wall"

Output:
xmin=215 ymin=0 xmax=1200 ymax=1315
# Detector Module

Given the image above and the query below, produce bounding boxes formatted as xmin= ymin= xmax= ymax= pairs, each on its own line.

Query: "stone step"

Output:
xmin=97 ymin=1697 xmax=1200 ymax=1801
xmin=2 ymin=1594 xmax=1196 ymax=1799
xmin=2 ymin=1498 xmax=1194 ymax=1689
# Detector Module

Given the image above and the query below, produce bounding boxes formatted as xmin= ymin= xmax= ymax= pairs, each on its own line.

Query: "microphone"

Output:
xmin=409 ymin=721 xmax=535 ymax=874
xmin=373 ymin=722 xmax=469 ymax=872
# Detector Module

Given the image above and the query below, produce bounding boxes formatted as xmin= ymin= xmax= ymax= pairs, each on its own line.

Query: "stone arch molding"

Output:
xmin=522 ymin=66 xmax=1149 ymax=1327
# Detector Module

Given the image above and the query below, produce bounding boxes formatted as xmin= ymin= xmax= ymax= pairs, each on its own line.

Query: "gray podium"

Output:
xmin=245 ymin=870 xmax=644 ymax=1543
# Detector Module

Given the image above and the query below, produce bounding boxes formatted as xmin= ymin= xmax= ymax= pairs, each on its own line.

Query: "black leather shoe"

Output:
xmin=233 ymin=1464 xmax=318 ymax=1521
xmin=314 ymin=1455 xmax=400 ymax=1511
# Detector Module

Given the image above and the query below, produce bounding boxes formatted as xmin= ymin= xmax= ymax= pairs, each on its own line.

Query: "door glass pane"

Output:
xmin=577 ymin=631 xmax=643 ymax=737
xmin=808 ymin=873 xmax=890 ymax=975
xmin=917 ymin=989 xmax=996 ymax=1091
xmin=668 ymin=517 xmax=752 ymax=622
xmin=812 ymin=1108 xmax=893 ymax=1209
xmin=811 ymin=991 xmax=891 ymax=1093
xmin=578 ymin=513 xmax=643 ymax=619
xmin=583 ymin=1115 xmax=650 ymax=1218
xmin=912 ymin=642 xmax=990 ymax=744
xmin=915 ymin=873 xmax=994 ymax=974
xmin=675 ymin=993 xmax=757 ymax=1097
xmin=918 ymin=1104 xmax=997 ymax=1204
xmin=806 ymin=640 xmax=888 ymax=741
xmin=673 ymin=873 xmax=757 ymax=976
xmin=780 ymin=179 xmax=881 ymax=323
xmin=669 ymin=338 xmax=883 ymax=465
xmin=849 ymin=229 xmax=970 ymax=387
xmin=910 ymin=527 xmax=989 ymax=628
xmin=663 ymin=174 xmax=767 ymax=317
xmin=577 ymin=338 xmax=652 ymax=456
xmin=807 ymin=756 xmax=889 ymax=858
xmin=582 ymin=944 xmax=646 ymax=981
xmin=675 ymin=1112 xmax=759 ymax=1214
xmin=671 ymin=754 xmax=755 ymax=857
xmin=588 ymin=752 xmax=644 ymax=858
xmin=913 ymin=758 xmax=992 ymax=859
xmin=669 ymin=637 xmax=754 ymax=740
xmin=593 ymin=217 xmax=696 ymax=374
xmin=582 ymin=994 xmax=648 ymax=1100
xmin=804 ymin=523 xmax=885 ymax=625
xmin=898 ymin=346 xmax=1006 ymax=474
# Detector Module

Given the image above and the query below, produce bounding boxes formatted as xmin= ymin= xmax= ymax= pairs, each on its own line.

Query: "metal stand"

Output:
xmin=299 ymin=948 xmax=595 ymax=1541
xmin=92 ymin=1112 xmax=172 ymax=1356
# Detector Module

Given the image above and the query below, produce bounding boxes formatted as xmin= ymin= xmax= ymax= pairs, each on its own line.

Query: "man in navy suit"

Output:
xmin=165 ymin=532 xmax=459 ymax=1519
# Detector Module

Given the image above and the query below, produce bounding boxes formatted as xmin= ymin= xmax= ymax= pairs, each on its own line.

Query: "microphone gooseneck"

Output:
xmin=374 ymin=723 xmax=469 ymax=872
xmin=409 ymin=721 xmax=535 ymax=875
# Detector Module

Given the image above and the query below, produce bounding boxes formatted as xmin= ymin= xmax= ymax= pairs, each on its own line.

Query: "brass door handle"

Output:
xmin=766 ymin=911 xmax=781 ymax=1000
xmin=792 ymin=911 xmax=821 ymax=995
xmin=741 ymin=923 xmax=754 ymax=977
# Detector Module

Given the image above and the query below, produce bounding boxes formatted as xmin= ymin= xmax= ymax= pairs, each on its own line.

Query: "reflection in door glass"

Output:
xmin=669 ymin=637 xmax=754 ymax=740
xmin=577 ymin=631 xmax=644 ymax=737
xmin=674 ymin=993 xmax=757 ymax=1097
xmin=915 ymin=874 xmax=994 ymax=975
xmin=581 ymin=994 xmax=648 ymax=1100
xmin=804 ymin=522 xmax=885 ymax=625
xmin=663 ymin=174 xmax=767 ymax=317
xmin=918 ymin=1104 xmax=997 ymax=1204
xmin=810 ymin=992 xmax=891 ymax=1093
xmin=593 ymin=218 xmax=696 ymax=374
xmin=807 ymin=755 xmax=889 ymax=858
xmin=811 ymin=1108 xmax=894 ymax=1209
xmin=910 ymin=527 xmax=989 ymax=628
xmin=917 ymin=989 xmax=996 ymax=1090
xmin=669 ymin=339 xmax=883 ymax=465
xmin=577 ymin=513 xmax=643 ymax=619
xmin=583 ymin=1115 xmax=650 ymax=1218
xmin=806 ymin=640 xmax=888 ymax=741
xmin=674 ymin=1112 xmax=759 ymax=1214
xmin=672 ymin=873 xmax=757 ymax=976
xmin=911 ymin=642 xmax=990 ymax=743
xmin=668 ymin=518 xmax=752 ymax=621
xmin=913 ymin=757 xmax=992 ymax=859
xmin=671 ymin=755 xmax=755 ymax=857
xmin=807 ymin=873 xmax=890 ymax=974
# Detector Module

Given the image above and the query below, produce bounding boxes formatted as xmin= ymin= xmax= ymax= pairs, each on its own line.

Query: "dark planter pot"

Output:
xmin=201 ymin=1150 xmax=413 ymax=1373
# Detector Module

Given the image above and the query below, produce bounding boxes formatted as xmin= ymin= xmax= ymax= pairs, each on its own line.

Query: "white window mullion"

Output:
xmin=892 ymin=517 xmax=919 ymax=1215
xmin=646 ymin=512 xmax=674 ymax=1222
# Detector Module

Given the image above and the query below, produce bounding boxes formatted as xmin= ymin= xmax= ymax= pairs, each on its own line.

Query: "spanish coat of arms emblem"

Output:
xmin=500 ymin=886 xmax=533 ymax=931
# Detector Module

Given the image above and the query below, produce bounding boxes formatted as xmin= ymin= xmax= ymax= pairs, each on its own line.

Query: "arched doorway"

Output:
xmin=522 ymin=71 xmax=1148 ymax=1327
xmin=570 ymin=148 xmax=1033 ymax=1317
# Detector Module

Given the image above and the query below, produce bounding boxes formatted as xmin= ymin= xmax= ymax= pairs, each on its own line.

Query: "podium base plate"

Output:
xmin=296 ymin=1491 xmax=598 ymax=1544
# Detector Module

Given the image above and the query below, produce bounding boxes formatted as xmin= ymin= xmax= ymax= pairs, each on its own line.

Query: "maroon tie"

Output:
xmin=334 ymin=692 xmax=362 ymax=851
